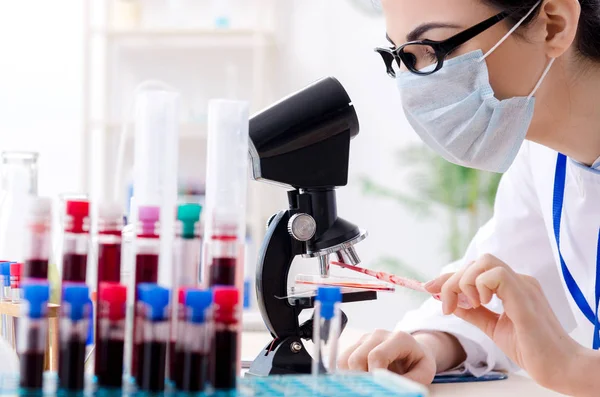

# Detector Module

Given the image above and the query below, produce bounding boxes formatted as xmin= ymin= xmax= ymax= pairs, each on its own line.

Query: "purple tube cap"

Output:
xmin=138 ymin=206 xmax=160 ymax=223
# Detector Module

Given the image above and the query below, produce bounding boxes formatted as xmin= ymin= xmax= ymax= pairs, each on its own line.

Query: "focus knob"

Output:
xmin=287 ymin=213 xmax=317 ymax=242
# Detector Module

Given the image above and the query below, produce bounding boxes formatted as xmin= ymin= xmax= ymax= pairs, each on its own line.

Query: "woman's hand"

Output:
xmin=425 ymin=254 xmax=594 ymax=395
xmin=337 ymin=330 xmax=465 ymax=385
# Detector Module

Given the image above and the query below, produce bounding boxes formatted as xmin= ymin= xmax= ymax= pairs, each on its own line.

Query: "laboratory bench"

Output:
xmin=241 ymin=329 xmax=567 ymax=397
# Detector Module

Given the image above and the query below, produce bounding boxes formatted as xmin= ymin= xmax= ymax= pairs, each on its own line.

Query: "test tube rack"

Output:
xmin=0 ymin=302 xmax=60 ymax=371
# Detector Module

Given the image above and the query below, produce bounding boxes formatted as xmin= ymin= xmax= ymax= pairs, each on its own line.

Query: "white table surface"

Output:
xmin=241 ymin=328 xmax=566 ymax=397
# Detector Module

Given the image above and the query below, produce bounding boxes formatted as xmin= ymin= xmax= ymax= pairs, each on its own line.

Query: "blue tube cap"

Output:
xmin=62 ymin=284 xmax=90 ymax=321
xmin=23 ymin=282 xmax=50 ymax=319
xmin=316 ymin=286 xmax=341 ymax=320
xmin=185 ymin=289 xmax=213 ymax=324
xmin=0 ymin=262 xmax=11 ymax=287
xmin=138 ymin=283 xmax=170 ymax=321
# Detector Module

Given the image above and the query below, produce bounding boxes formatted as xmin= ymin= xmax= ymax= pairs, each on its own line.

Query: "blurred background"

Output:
xmin=0 ymin=0 xmax=500 ymax=331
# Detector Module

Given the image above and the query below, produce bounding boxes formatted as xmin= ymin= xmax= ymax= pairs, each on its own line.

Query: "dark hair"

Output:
xmin=484 ymin=0 xmax=600 ymax=62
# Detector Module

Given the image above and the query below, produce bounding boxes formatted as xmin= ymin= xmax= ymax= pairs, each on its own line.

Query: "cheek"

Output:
xmin=485 ymin=39 xmax=547 ymax=100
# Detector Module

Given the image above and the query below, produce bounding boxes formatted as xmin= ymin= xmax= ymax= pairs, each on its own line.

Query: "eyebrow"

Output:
xmin=405 ymin=22 xmax=462 ymax=42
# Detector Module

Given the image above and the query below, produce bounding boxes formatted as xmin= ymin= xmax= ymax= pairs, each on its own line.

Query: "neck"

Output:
xmin=528 ymin=60 xmax=600 ymax=166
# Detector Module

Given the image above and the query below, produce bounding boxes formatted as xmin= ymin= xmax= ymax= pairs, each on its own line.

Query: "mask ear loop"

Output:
xmin=479 ymin=0 xmax=543 ymax=62
xmin=528 ymin=58 xmax=555 ymax=99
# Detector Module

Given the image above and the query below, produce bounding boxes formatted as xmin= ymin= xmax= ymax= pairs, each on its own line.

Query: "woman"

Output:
xmin=339 ymin=0 xmax=600 ymax=395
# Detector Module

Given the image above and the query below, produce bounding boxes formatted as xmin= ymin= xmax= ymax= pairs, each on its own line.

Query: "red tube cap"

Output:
xmin=213 ymin=286 xmax=239 ymax=310
xmin=65 ymin=199 xmax=90 ymax=233
xmin=10 ymin=263 xmax=22 ymax=277
xmin=178 ymin=287 xmax=188 ymax=305
xmin=99 ymin=282 xmax=127 ymax=321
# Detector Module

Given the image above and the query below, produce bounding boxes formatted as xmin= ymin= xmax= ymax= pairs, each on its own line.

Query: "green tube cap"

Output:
xmin=177 ymin=203 xmax=202 ymax=238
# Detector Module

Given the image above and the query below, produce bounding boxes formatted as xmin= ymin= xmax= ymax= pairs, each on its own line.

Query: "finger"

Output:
xmin=366 ymin=331 xmax=417 ymax=371
xmin=337 ymin=333 xmax=369 ymax=370
xmin=466 ymin=255 xmax=515 ymax=305
xmin=459 ymin=255 xmax=499 ymax=309
xmin=346 ymin=331 xmax=389 ymax=372
xmin=423 ymin=273 xmax=453 ymax=294
xmin=476 ymin=267 xmax=529 ymax=323
xmin=403 ymin=356 xmax=436 ymax=385
xmin=453 ymin=306 xmax=500 ymax=339
xmin=441 ymin=267 xmax=470 ymax=314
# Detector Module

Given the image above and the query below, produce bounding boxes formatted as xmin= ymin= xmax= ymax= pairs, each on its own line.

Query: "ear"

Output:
xmin=538 ymin=0 xmax=581 ymax=58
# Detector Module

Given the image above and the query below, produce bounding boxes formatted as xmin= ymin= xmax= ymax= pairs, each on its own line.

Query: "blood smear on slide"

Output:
xmin=295 ymin=275 xmax=395 ymax=292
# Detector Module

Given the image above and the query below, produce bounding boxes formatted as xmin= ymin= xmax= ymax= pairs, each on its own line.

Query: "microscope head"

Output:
xmin=249 ymin=77 xmax=359 ymax=189
xmin=249 ymin=77 xmax=366 ymax=276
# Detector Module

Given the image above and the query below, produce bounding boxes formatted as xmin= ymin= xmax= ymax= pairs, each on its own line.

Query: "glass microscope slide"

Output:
xmin=294 ymin=275 xmax=396 ymax=292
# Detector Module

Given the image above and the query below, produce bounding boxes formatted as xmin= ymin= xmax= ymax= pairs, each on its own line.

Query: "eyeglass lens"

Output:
xmin=399 ymin=43 xmax=439 ymax=73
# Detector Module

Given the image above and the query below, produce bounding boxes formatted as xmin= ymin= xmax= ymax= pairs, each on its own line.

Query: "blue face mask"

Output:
xmin=396 ymin=8 xmax=555 ymax=173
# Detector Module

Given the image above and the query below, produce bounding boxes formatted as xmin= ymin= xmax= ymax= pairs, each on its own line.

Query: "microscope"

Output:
xmin=247 ymin=77 xmax=375 ymax=376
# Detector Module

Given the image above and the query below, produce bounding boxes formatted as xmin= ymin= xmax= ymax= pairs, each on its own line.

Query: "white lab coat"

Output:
xmin=395 ymin=140 xmax=600 ymax=376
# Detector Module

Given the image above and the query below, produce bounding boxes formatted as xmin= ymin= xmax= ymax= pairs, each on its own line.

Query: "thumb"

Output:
xmin=454 ymin=306 xmax=500 ymax=340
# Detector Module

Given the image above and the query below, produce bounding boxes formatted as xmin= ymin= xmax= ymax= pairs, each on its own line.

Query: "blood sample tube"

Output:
xmin=312 ymin=286 xmax=342 ymax=375
xmin=177 ymin=288 xmax=213 ymax=392
xmin=10 ymin=262 xmax=23 ymax=302
xmin=94 ymin=203 xmax=123 ymax=374
xmin=23 ymin=197 xmax=52 ymax=280
xmin=0 ymin=261 xmax=11 ymax=301
xmin=203 ymin=100 xmax=249 ymax=290
xmin=211 ymin=286 xmax=239 ymax=391
xmin=136 ymin=283 xmax=169 ymax=393
xmin=131 ymin=205 xmax=160 ymax=377
xmin=62 ymin=199 xmax=90 ymax=283
xmin=18 ymin=282 xmax=49 ymax=391
xmin=95 ymin=282 xmax=127 ymax=389
xmin=169 ymin=287 xmax=187 ymax=387
xmin=169 ymin=203 xmax=201 ymax=383
xmin=58 ymin=283 xmax=91 ymax=391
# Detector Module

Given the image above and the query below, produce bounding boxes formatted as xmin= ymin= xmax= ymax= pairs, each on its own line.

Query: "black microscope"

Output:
xmin=247 ymin=77 xmax=376 ymax=376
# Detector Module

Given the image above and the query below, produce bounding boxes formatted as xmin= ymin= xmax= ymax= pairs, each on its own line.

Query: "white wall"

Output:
xmin=0 ymin=0 xmax=84 ymax=197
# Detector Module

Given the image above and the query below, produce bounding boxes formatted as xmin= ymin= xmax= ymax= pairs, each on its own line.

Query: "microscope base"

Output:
xmin=246 ymin=336 xmax=313 ymax=377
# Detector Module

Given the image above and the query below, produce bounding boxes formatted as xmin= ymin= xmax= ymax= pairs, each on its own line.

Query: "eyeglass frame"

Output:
xmin=375 ymin=11 xmax=509 ymax=77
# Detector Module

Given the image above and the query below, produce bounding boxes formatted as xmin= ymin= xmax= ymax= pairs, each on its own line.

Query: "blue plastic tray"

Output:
xmin=0 ymin=370 xmax=428 ymax=396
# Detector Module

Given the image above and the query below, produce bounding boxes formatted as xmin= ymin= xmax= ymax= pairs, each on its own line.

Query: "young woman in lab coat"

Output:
xmin=339 ymin=0 xmax=600 ymax=395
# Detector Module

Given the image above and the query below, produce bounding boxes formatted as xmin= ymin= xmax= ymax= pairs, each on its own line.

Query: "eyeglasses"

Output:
xmin=375 ymin=12 xmax=508 ymax=77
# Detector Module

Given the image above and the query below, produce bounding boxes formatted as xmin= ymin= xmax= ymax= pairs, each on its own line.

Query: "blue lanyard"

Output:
xmin=553 ymin=153 xmax=600 ymax=349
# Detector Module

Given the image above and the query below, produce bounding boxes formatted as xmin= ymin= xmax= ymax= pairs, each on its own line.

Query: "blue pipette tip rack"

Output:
xmin=138 ymin=283 xmax=170 ymax=321
xmin=22 ymin=282 xmax=50 ymax=319
xmin=62 ymin=283 xmax=90 ymax=321
xmin=0 ymin=370 xmax=428 ymax=396
xmin=185 ymin=288 xmax=213 ymax=323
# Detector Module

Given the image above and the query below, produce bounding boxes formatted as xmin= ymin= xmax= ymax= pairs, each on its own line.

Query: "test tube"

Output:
xmin=131 ymin=205 xmax=160 ymax=377
xmin=211 ymin=286 xmax=240 ymax=391
xmin=23 ymin=197 xmax=53 ymax=280
xmin=58 ymin=283 xmax=90 ymax=391
xmin=169 ymin=287 xmax=187 ymax=388
xmin=0 ymin=262 xmax=11 ymax=301
xmin=169 ymin=203 xmax=201 ymax=383
xmin=95 ymin=282 xmax=127 ymax=389
xmin=312 ymin=286 xmax=342 ymax=375
xmin=62 ymin=200 xmax=90 ymax=283
xmin=136 ymin=283 xmax=169 ymax=393
xmin=18 ymin=282 xmax=50 ymax=391
xmin=95 ymin=203 xmax=123 ymax=375
xmin=10 ymin=263 xmax=23 ymax=302
xmin=203 ymin=100 xmax=249 ymax=289
xmin=0 ymin=262 xmax=12 ymax=342
xmin=177 ymin=288 xmax=213 ymax=392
